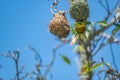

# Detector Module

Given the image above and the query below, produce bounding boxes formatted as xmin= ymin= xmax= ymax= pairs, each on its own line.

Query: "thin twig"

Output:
xmin=91 ymin=5 xmax=120 ymax=41
xmin=91 ymin=27 xmax=102 ymax=52
xmin=105 ymin=0 xmax=110 ymax=14
xmin=100 ymin=33 xmax=120 ymax=44
xmin=15 ymin=59 xmax=19 ymax=80
xmin=112 ymin=0 xmax=120 ymax=14
xmin=92 ymin=37 xmax=106 ymax=56
xmin=0 ymin=50 xmax=20 ymax=80
xmin=29 ymin=45 xmax=42 ymax=65
xmin=13 ymin=50 xmax=20 ymax=80
xmin=105 ymin=0 xmax=120 ymax=21
xmin=93 ymin=32 xmax=120 ymax=56
xmin=44 ymin=40 xmax=69 ymax=77
xmin=109 ymin=43 xmax=119 ymax=73
xmin=98 ymin=0 xmax=108 ymax=12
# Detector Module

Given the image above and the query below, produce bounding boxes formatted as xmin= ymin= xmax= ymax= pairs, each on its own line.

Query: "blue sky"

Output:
xmin=0 ymin=0 xmax=120 ymax=80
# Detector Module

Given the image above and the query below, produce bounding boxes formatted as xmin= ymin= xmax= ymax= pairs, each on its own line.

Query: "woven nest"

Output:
xmin=49 ymin=11 xmax=70 ymax=38
xmin=69 ymin=0 xmax=89 ymax=22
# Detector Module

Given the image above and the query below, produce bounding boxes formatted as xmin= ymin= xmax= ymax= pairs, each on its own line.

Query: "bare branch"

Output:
xmin=92 ymin=37 xmax=106 ymax=56
xmin=44 ymin=43 xmax=65 ymax=76
xmin=98 ymin=0 xmax=108 ymax=12
xmin=105 ymin=0 xmax=110 ymax=14
xmin=93 ymin=32 xmax=120 ymax=56
xmin=109 ymin=43 xmax=119 ymax=73
xmin=13 ymin=50 xmax=20 ymax=80
xmin=100 ymin=33 xmax=120 ymax=45
xmin=105 ymin=0 xmax=120 ymax=20
xmin=0 ymin=50 xmax=20 ymax=80
xmin=44 ymin=39 xmax=70 ymax=77
xmin=29 ymin=45 xmax=42 ymax=65
xmin=90 ymin=5 xmax=120 ymax=42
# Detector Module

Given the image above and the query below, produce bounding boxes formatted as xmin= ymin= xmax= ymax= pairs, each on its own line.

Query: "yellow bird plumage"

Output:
xmin=75 ymin=22 xmax=86 ymax=33
xmin=71 ymin=22 xmax=87 ymax=45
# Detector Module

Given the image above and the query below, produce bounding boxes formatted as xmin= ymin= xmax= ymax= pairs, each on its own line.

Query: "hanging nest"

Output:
xmin=69 ymin=0 xmax=89 ymax=22
xmin=49 ymin=11 xmax=70 ymax=39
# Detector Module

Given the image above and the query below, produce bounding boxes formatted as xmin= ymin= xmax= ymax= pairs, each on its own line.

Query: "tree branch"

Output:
xmin=90 ymin=5 xmax=120 ymax=41
xmin=100 ymin=33 xmax=120 ymax=45
xmin=44 ymin=39 xmax=70 ymax=77
xmin=110 ymin=43 xmax=119 ymax=73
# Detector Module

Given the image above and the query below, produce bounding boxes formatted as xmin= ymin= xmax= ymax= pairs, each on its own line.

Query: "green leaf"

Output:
xmin=86 ymin=21 xmax=92 ymax=25
xmin=112 ymin=27 xmax=119 ymax=35
xmin=97 ymin=21 xmax=108 ymax=27
xmin=61 ymin=55 xmax=70 ymax=65
xmin=114 ymin=23 xmax=120 ymax=27
xmin=112 ymin=23 xmax=120 ymax=35
xmin=90 ymin=63 xmax=104 ymax=71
